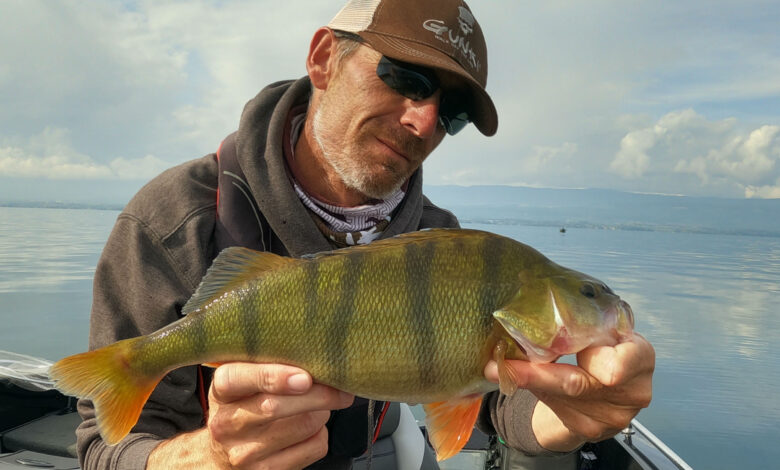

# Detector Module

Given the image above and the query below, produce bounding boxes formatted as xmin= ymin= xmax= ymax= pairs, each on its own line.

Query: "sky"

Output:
xmin=1 ymin=0 xmax=780 ymax=204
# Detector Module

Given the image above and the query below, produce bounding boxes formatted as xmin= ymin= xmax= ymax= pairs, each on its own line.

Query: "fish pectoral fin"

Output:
xmin=422 ymin=394 xmax=483 ymax=461
xmin=494 ymin=339 xmax=519 ymax=396
xmin=182 ymin=247 xmax=296 ymax=315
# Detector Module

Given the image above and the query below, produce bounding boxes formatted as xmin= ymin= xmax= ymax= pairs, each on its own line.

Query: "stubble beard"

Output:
xmin=311 ymin=103 xmax=412 ymax=201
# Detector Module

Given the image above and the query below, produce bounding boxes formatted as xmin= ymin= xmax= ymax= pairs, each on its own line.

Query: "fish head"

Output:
xmin=493 ymin=266 xmax=634 ymax=363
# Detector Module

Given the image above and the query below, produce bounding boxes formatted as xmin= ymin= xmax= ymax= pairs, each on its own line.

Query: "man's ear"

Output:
xmin=307 ymin=27 xmax=337 ymax=90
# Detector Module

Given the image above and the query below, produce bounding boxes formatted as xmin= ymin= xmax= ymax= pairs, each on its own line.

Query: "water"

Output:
xmin=0 ymin=207 xmax=118 ymax=358
xmin=467 ymin=223 xmax=780 ymax=470
xmin=1 ymin=204 xmax=779 ymax=469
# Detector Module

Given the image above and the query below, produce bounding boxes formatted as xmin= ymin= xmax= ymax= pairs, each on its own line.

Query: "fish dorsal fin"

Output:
xmin=182 ymin=247 xmax=296 ymax=315
xmin=303 ymin=228 xmax=495 ymax=260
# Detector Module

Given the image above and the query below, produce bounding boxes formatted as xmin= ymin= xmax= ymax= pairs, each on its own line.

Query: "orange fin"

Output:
xmin=48 ymin=337 xmax=162 ymax=445
xmin=422 ymin=395 xmax=482 ymax=461
xmin=494 ymin=339 xmax=520 ymax=396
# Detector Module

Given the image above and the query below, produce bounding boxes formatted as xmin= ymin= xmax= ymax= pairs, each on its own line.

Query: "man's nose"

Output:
xmin=399 ymin=94 xmax=441 ymax=139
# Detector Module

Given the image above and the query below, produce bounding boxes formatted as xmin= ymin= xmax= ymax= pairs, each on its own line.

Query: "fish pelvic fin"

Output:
xmin=48 ymin=337 xmax=160 ymax=445
xmin=493 ymin=338 xmax=525 ymax=396
xmin=183 ymin=246 xmax=296 ymax=315
xmin=422 ymin=394 xmax=483 ymax=461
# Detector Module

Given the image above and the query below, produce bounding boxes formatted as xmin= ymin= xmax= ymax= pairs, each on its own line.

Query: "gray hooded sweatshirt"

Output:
xmin=75 ymin=77 xmax=544 ymax=470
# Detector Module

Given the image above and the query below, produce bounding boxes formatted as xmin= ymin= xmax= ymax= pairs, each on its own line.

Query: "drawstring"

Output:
xmin=366 ymin=400 xmax=391 ymax=470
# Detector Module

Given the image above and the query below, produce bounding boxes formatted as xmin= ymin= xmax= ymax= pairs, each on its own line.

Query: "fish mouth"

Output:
xmin=615 ymin=299 xmax=635 ymax=334
xmin=494 ymin=290 xmax=636 ymax=363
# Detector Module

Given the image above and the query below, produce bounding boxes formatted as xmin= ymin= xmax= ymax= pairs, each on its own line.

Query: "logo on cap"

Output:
xmin=422 ymin=6 xmax=480 ymax=72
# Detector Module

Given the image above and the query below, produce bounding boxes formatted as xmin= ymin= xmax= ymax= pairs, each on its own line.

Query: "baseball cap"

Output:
xmin=328 ymin=0 xmax=498 ymax=136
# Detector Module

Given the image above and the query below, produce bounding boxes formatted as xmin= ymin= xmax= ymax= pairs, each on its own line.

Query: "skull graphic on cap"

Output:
xmin=457 ymin=7 xmax=475 ymax=36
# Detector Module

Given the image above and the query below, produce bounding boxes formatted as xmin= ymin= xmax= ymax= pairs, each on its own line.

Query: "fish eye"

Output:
xmin=580 ymin=282 xmax=597 ymax=299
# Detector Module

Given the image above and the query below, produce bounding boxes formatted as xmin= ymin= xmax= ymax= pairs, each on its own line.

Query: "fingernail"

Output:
xmin=287 ymin=373 xmax=310 ymax=392
xmin=340 ymin=391 xmax=355 ymax=406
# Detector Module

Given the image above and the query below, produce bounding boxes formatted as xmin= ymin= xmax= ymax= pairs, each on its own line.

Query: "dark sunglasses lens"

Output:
xmin=377 ymin=56 xmax=471 ymax=135
xmin=440 ymin=113 xmax=469 ymax=135
xmin=439 ymin=96 xmax=470 ymax=135
xmin=377 ymin=56 xmax=436 ymax=101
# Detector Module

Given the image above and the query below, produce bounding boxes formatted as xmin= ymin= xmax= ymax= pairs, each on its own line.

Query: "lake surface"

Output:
xmin=1 ymin=204 xmax=778 ymax=469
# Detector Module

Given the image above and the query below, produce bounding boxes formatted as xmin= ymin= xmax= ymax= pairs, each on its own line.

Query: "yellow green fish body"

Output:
xmin=49 ymin=228 xmax=634 ymax=459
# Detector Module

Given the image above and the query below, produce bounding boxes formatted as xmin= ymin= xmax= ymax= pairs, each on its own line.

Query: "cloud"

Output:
xmin=523 ymin=143 xmax=579 ymax=174
xmin=0 ymin=128 xmax=169 ymax=180
xmin=609 ymin=110 xmax=780 ymax=198
xmin=0 ymin=0 xmax=339 ymax=168
xmin=610 ymin=128 xmax=657 ymax=179
xmin=744 ymin=181 xmax=780 ymax=199
xmin=2 ymin=1 xmax=780 ymax=200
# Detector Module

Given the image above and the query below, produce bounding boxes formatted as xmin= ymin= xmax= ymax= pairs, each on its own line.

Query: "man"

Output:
xmin=76 ymin=0 xmax=655 ymax=469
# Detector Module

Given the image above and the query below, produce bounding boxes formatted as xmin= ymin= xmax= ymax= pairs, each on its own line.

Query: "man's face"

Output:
xmin=311 ymin=45 xmax=447 ymax=200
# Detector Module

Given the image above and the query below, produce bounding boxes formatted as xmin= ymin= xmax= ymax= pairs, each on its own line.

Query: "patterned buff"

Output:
xmin=294 ymin=180 xmax=404 ymax=247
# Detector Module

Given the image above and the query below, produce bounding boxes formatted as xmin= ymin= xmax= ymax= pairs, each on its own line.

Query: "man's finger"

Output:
xmin=535 ymin=398 xmax=626 ymax=444
xmin=211 ymin=363 xmax=313 ymax=403
xmin=220 ymin=383 xmax=354 ymax=426
xmin=504 ymin=360 xmax=604 ymax=398
xmin=246 ymin=425 xmax=330 ymax=470
xmin=535 ymin=389 xmax=643 ymax=430
xmin=212 ymin=411 xmax=332 ymax=467
xmin=577 ymin=333 xmax=655 ymax=387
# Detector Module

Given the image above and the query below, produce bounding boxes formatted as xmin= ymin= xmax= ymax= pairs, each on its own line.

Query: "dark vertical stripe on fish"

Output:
xmin=238 ymin=287 xmax=261 ymax=357
xmin=327 ymin=252 xmax=360 ymax=386
xmin=302 ymin=261 xmax=319 ymax=332
xmin=189 ymin=307 xmax=209 ymax=360
xmin=404 ymin=240 xmax=437 ymax=389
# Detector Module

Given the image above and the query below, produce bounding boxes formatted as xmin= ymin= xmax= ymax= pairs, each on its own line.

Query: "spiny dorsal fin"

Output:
xmin=303 ymin=228 xmax=497 ymax=260
xmin=182 ymin=247 xmax=296 ymax=315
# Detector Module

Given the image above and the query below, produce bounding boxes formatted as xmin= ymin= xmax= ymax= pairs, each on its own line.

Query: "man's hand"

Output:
xmin=485 ymin=333 xmax=654 ymax=452
xmin=148 ymin=363 xmax=354 ymax=470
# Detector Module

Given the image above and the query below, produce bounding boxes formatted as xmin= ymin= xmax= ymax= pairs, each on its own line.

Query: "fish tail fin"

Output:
xmin=48 ymin=337 xmax=161 ymax=445
xmin=423 ymin=394 xmax=483 ymax=461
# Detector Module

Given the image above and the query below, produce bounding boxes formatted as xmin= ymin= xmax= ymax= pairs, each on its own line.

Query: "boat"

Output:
xmin=0 ymin=351 xmax=692 ymax=470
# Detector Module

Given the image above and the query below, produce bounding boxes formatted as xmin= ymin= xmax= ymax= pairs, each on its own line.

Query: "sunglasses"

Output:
xmin=376 ymin=56 xmax=470 ymax=136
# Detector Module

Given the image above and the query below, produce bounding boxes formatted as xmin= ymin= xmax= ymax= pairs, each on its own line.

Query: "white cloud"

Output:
xmin=0 ymin=128 xmax=169 ymax=181
xmin=675 ymin=124 xmax=779 ymax=184
xmin=2 ymin=1 xmax=780 ymax=199
xmin=609 ymin=110 xmax=780 ymax=198
xmin=611 ymin=128 xmax=657 ymax=179
xmin=524 ymin=143 xmax=579 ymax=174
xmin=744 ymin=181 xmax=780 ymax=199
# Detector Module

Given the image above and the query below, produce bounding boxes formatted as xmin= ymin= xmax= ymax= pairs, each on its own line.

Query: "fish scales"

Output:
xmin=49 ymin=228 xmax=636 ymax=458
xmin=131 ymin=232 xmax=533 ymax=384
xmin=404 ymin=240 xmax=437 ymax=390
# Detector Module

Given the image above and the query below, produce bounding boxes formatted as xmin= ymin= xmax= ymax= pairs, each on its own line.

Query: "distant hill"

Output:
xmin=423 ymin=185 xmax=780 ymax=237
xmin=0 ymin=200 xmax=123 ymax=211
xmin=0 ymin=177 xmax=142 ymax=209
xmin=3 ymin=181 xmax=778 ymax=237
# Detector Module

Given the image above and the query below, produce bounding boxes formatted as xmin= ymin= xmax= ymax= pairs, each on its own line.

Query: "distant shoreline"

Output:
xmin=461 ymin=218 xmax=780 ymax=239
xmin=0 ymin=201 xmax=124 ymax=211
xmin=3 ymin=202 xmax=777 ymax=239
